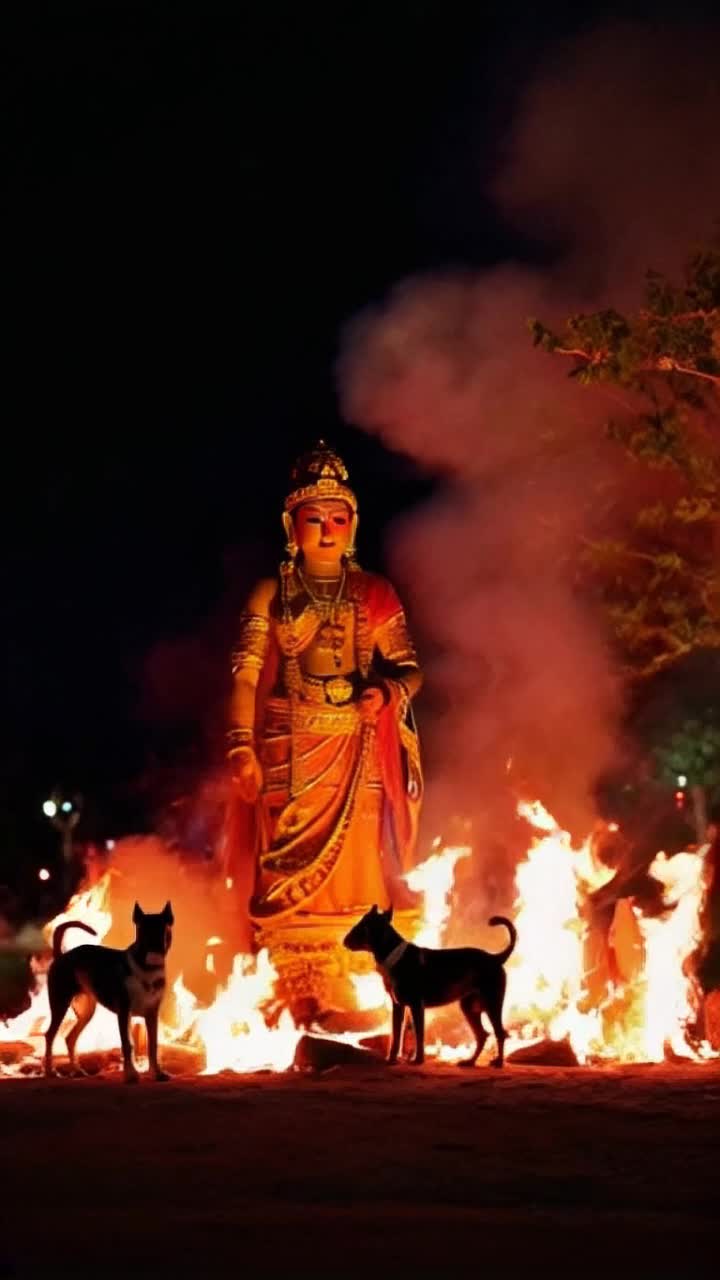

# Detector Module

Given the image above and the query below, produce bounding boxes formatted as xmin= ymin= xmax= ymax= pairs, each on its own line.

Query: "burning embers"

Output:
xmin=0 ymin=800 xmax=715 ymax=1076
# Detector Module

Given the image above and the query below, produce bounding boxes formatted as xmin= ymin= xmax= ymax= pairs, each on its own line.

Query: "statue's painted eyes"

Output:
xmin=304 ymin=512 xmax=346 ymax=526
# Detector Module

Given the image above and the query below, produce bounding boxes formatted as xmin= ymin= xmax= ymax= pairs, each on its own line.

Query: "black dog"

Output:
xmin=344 ymin=906 xmax=517 ymax=1067
xmin=44 ymin=901 xmax=174 ymax=1083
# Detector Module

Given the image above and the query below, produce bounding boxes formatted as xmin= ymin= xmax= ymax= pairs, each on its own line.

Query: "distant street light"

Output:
xmin=38 ymin=868 xmax=51 ymax=882
xmin=41 ymin=790 xmax=83 ymax=892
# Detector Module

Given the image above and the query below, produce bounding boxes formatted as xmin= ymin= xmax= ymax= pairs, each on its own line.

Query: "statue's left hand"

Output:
xmin=358 ymin=685 xmax=387 ymax=723
xmin=230 ymin=746 xmax=263 ymax=803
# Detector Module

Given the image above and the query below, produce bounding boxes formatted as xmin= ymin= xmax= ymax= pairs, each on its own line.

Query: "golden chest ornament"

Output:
xmin=323 ymin=674 xmax=355 ymax=704
xmin=276 ymin=565 xmax=374 ymax=695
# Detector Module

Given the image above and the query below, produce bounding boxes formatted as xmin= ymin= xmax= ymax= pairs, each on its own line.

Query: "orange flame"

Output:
xmin=1 ymin=802 xmax=715 ymax=1074
xmin=504 ymin=801 xmax=713 ymax=1063
xmin=405 ymin=843 xmax=471 ymax=948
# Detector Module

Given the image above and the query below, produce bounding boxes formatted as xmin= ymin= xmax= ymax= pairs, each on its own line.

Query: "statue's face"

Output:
xmin=294 ymin=499 xmax=353 ymax=568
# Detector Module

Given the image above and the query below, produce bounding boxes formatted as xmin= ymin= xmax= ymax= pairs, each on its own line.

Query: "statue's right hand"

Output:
xmin=230 ymin=746 xmax=263 ymax=803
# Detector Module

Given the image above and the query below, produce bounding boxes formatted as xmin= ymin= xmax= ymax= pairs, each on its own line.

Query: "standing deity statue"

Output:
xmin=223 ymin=441 xmax=423 ymax=1018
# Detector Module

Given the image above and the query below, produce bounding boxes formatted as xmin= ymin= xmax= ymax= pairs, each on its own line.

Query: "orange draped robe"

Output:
xmin=222 ymin=571 xmax=422 ymax=937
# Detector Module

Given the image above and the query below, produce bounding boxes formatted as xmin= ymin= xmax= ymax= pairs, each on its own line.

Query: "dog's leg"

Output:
xmin=44 ymin=969 xmax=74 ymax=1078
xmin=145 ymin=1008 xmax=170 ymax=1082
xmin=488 ymin=1020 xmax=507 ymax=1067
xmin=65 ymin=994 xmax=97 ymax=1075
xmin=459 ymin=994 xmax=488 ymax=1068
xmin=388 ymin=1001 xmax=405 ymax=1064
xmin=117 ymin=1000 xmax=139 ymax=1083
xmin=486 ymin=976 xmax=508 ymax=1068
xmin=409 ymin=1003 xmax=425 ymax=1065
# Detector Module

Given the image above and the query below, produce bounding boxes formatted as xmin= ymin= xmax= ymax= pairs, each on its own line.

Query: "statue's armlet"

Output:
xmin=231 ymin=615 xmax=270 ymax=680
xmin=374 ymin=608 xmax=420 ymax=674
xmin=231 ymin=579 xmax=275 ymax=680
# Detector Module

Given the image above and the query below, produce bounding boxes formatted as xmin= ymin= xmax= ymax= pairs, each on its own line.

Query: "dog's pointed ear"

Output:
xmin=370 ymin=904 xmax=378 ymax=915
xmin=384 ymin=906 xmax=394 ymax=923
xmin=162 ymin=901 xmax=174 ymax=925
xmin=132 ymin=902 xmax=143 ymax=925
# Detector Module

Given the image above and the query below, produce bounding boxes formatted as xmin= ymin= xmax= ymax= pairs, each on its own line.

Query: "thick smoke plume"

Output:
xmin=493 ymin=22 xmax=720 ymax=292
xmin=339 ymin=21 xmax=720 ymax=867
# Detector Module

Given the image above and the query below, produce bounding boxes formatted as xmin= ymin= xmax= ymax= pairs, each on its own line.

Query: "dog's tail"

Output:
xmin=488 ymin=916 xmax=517 ymax=966
xmin=52 ymin=920 xmax=98 ymax=959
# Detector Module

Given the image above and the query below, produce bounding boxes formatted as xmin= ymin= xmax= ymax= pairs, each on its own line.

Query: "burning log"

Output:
xmin=293 ymin=1034 xmax=387 ymax=1073
xmin=314 ymin=1007 xmax=388 ymax=1035
xmin=0 ymin=1041 xmax=34 ymax=1068
xmin=130 ymin=1023 xmax=205 ymax=1074
xmin=507 ymin=1035 xmax=580 ymax=1067
xmin=152 ymin=1044 xmax=205 ymax=1075
xmin=63 ymin=1045 xmax=204 ymax=1077
xmin=359 ymin=1034 xmax=390 ymax=1056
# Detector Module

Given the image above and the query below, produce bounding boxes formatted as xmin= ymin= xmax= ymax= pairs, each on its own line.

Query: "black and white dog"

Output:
xmin=344 ymin=905 xmax=517 ymax=1068
xmin=44 ymin=901 xmax=174 ymax=1083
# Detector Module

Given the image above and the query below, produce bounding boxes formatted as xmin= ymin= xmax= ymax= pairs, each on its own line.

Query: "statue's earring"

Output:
xmin=282 ymin=511 xmax=298 ymax=560
xmin=344 ymin=513 xmax=359 ymax=567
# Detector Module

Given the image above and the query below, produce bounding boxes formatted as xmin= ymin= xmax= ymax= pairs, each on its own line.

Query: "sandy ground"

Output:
xmin=2 ymin=1062 xmax=719 ymax=1278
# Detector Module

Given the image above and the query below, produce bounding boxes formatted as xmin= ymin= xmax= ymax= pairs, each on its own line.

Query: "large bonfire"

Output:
xmin=1 ymin=800 xmax=715 ymax=1075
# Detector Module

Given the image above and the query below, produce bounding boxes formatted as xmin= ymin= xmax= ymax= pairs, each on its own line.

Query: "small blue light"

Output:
xmin=61 ymin=801 xmax=73 ymax=813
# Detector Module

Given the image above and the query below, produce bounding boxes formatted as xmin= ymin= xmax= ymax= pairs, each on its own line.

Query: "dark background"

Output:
xmin=3 ymin=1 xmax=714 ymax=888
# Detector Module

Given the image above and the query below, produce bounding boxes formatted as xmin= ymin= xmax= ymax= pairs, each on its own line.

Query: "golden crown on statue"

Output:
xmin=284 ymin=440 xmax=358 ymax=514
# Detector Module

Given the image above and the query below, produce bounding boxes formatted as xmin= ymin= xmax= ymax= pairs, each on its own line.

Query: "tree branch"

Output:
xmin=554 ymin=345 xmax=605 ymax=363
xmin=553 ymin=346 xmax=720 ymax=387
xmin=655 ymin=357 xmax=720 ymax=386
xmin=639 ymin=307 xmax=719 ymax=324
xmin=626 ymin=644 xmax=696 ymax=682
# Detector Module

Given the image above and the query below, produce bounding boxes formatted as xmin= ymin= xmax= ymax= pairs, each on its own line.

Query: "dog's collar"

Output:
xmin=127 ymin=949 xmax=165 ymax=975
xmin=379 ymin=940 xmax=408 ymax=973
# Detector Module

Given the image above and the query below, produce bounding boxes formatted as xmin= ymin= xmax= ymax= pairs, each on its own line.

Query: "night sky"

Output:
xmin=3 ymin=1 xmax=716 ymax=878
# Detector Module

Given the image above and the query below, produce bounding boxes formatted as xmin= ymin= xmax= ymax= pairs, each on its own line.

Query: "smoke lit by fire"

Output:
xmin=338 ymin=22 xmax=720 ymax=851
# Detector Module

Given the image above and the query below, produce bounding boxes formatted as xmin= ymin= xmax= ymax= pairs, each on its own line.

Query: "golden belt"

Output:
xmin=264 ymin=696 xmax=359 ymax=737
xmin=298 ymin=672 xmax=356 ymax=706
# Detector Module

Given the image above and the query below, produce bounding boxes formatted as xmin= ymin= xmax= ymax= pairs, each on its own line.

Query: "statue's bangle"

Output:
xmin=227 ymin=726 xmax=254 ymax=756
